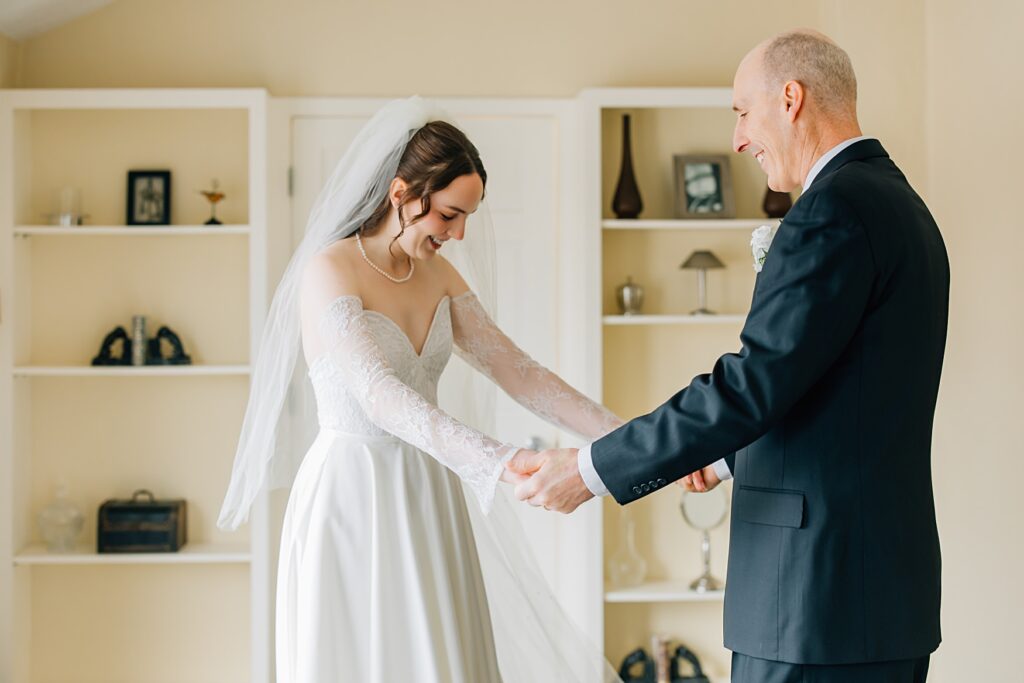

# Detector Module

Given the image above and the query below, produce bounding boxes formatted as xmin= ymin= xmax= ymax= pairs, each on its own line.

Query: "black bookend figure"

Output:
xmin=147 ymin=326 xmax=192 ymax=365
xmin=91 ymin=326 xmax=132 ymax=366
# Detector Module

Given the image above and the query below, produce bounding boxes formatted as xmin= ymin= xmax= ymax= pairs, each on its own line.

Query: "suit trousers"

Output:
xmin=731 ymin=653 xmax=930 ymax=683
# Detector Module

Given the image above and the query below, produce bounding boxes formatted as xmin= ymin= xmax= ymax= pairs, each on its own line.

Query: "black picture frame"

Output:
xmin=672 ymin=154 xmax=736 ymax=219
xmin=126 ymin=170 xmax=171 ymax=225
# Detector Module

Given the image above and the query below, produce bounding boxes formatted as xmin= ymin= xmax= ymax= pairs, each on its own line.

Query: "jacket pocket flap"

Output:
xmin=734 ymin=486 xmax=805 ymax=528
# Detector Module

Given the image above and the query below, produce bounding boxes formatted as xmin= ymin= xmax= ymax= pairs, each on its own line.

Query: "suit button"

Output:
xmin=648 ymin=480 xmax=657 ymax=488
xmin=632 ymin=486 xmax=642 ymax=495
xmin=641 ymin=483 xmax=651 ymax=493
xmin=656 ymin=478 xmax=666 ymax=486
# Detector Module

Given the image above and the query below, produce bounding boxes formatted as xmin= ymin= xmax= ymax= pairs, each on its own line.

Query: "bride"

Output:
xmin=217 ymin=97 xmax=624 ymax=682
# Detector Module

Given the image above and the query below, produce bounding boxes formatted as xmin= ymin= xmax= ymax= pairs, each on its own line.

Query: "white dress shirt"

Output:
xmin=578 ymin=136 xmax=875 ymax=497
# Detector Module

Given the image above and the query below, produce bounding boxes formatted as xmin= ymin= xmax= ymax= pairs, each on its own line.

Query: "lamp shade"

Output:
xmin=680 ymin=250 xmax=725 ymax=270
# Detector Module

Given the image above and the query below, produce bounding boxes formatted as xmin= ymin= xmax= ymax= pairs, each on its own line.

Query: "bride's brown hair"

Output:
xmin=359 ymin=120 xmax=487 ymax=244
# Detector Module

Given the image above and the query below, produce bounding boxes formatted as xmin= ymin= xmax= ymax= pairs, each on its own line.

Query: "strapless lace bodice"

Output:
xmin=305 ymin=291 xmax=622 ymax=513
xmin=308 ymin=297 xmax=452 ymax=436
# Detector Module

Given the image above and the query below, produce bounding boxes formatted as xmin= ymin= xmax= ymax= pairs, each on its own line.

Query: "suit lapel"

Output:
xmin=758 ymin=140 xmax=889 ymax=284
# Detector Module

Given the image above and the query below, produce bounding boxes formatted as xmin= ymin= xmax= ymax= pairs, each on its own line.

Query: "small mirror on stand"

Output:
xmin=679 ymin=486 xmax=728 ymax=593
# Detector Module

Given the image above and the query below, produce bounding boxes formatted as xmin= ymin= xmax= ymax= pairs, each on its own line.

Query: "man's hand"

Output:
xmin=507 ymin=448 xmax=593 ymax=514
xmin=676 ymin=464 xmax=722 ymax=493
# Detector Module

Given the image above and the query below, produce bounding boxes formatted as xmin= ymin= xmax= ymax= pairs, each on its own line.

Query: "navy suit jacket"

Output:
xmin=591 ymin=140 xmax=947 ymax=664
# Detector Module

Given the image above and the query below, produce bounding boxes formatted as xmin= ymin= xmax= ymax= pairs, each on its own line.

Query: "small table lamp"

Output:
xmin=680 ymin=250 xmax=725 ymax=315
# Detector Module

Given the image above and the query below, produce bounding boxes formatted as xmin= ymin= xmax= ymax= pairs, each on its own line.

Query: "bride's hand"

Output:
xmin=501 ymin=469 xmax=530 ymax=485
xmin=676 ymin=464 xmax=721 ymax=493
xmin=501 ymin=449 xmax=539 ymax=485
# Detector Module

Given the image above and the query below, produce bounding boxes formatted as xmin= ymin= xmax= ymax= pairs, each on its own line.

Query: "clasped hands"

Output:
xmin=501 ymin=449 xmax=723 ymax=514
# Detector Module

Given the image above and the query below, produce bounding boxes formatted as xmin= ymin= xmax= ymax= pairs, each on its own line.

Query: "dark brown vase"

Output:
xmin=612 ymin=114 xmax=643 ymax=219
xmin=762 ymin=186 xmax=793 ymax=218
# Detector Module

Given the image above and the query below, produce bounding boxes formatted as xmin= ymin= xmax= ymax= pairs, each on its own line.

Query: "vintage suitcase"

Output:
xmin=97 ymin=489 xmax=187 ymax=553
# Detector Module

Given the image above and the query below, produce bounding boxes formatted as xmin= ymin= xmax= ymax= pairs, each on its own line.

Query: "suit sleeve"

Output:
xmin=592 ymin=189 xmax=876 ymax=504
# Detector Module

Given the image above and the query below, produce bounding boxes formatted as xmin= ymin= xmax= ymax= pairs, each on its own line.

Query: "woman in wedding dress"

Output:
xmin=218 ymin=98 xmax=623 ymax=683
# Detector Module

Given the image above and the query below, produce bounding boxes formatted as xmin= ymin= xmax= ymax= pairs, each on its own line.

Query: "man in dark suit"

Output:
xmin=509 ymin=29 xmax=947 ymax=682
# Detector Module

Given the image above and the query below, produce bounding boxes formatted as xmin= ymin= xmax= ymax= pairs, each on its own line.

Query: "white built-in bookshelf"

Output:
xmin=580 ymin=87 xmax=786 ymax=683
xmin=0 ymin=89 xmax=270 ymax=683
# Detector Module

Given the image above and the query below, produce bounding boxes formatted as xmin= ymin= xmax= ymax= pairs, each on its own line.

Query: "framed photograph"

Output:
xmin=673 ymin=154 xmax=736 ymax=219
xmin=126 ymin=170 xmax=171 ymax=225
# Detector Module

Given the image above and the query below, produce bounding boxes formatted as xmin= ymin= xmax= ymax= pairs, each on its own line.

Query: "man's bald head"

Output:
xmin=757 ymin=29 xmax=858 ymax=120
xmin=732 ymin=29 xmax=863 ymax=192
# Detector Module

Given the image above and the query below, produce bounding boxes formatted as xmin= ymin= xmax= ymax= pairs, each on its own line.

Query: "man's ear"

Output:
xmin=388 ymin=177 xmax=407 ymax=209
xmin=783 ymin=80 xmax=805 ymax=122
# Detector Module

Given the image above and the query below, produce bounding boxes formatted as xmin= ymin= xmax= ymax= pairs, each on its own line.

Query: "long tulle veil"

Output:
xmin=217 ymin=96 xmax=620 ymax=681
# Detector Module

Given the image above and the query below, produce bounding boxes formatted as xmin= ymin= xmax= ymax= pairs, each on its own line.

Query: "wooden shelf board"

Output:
xmin=602 ymin=218 xmax=778 ymax=231
xmin=13 ymin=365 xmax=251 ymax=377
xmin=14 ymin=543 xmax=251 ymax=566
xmin=605 ymin=581 xmax=725 ymax=603
xmin=603 ymin=314 xmax=746 ymax=326
xmin=14 ymin=225 xmax=251 ymax=236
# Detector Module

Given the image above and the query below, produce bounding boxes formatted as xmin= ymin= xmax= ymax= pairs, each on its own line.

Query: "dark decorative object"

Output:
xmin=618 ymin=643 xmax=709 ymax=683
xmin=673 ymin=154 xmax=736 ymax=218
xmin=671 ymin=644 xmax=710 ymax=683
xmin=612 ymin=114 xmax=643 ymax=219
xmin=762 ymin=186 xmax=793 ymax=218
xmin=147 ymin=326 xmax=192 ymax=365
xmin=126 ymin=170 xmax=171 ymax=225
xmin=91 ymin=327 xmax=132 ymax=366
xmin=618 ymin=648 xmax=655 ymax=682
xmin=98 ymin=489 xmax=187 ymax=553
xmin=91 ymin=322 xmax=192 ymax=366
xmin=200 ymin=178 xmax=225 ymax=225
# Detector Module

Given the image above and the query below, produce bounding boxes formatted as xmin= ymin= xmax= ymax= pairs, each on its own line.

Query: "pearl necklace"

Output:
xmin=356 ymin=232 xmax=415 ymax=284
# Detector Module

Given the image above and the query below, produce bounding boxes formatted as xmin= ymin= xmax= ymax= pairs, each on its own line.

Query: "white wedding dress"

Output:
xmin=275 ymin=291 xmax=622 ymax=683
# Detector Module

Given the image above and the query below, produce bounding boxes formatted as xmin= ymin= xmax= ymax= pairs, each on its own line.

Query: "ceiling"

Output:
xmin=0 ymin=0 xmax=113 ymax=40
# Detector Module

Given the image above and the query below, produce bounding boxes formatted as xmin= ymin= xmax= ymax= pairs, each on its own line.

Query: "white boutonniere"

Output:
xmin=751 ymin=224 xmax=778 ymax=273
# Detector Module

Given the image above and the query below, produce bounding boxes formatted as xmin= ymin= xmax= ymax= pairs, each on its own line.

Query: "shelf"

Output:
xmin=14 ymin=225 xmax=251 ymax=236
xmin=605 ymin=581 xmax=725 ymax=603
xmin=602 ymin=219 xmax=777 ymax=231
xmin=1 ymin=86 xmax=269 ymax=683
xmin=0 ymin=88 xmax=266 ymax=110
xmin=14 ymin=543 xmax=251 ymax=566
xmin=12 ymin=365 xmax=251 ymax=377
xmin=604 ymin=314 xmax=746 ymax=325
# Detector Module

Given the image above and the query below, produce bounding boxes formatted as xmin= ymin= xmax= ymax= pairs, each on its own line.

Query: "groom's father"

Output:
xmin=511 ymin=29 xmax=946 ymax=682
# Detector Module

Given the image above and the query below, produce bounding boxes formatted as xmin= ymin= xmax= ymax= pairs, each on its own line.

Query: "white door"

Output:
xmin=288 ymin=101 xmax=590 ymax=627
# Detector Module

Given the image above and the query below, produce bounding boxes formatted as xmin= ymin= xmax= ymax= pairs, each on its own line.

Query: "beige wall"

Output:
xmin=830 ymin=4 xmax=1024 ymax=680
xmin=0 ymin=32 xmax=20 ymax=88
xmin=821 ymin=0 xmax=928 ymax=192
xmin=10 ymin=0 xmax=1023 ymax=680
xmin=18 ymin=0 xmax=819 ymax=95
xmin=926 ymin=0 xmax=1024 ymax=679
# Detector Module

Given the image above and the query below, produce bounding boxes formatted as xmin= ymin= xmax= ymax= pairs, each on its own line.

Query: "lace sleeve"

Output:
xmin=319 ymin=295 xmax=518 ymax=513
xmin=450 ymin=292 xmax=624 ymax=442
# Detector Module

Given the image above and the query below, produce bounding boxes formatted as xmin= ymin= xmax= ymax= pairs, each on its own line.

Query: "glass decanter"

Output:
xmin=606 ymin=508 xmax=647 ymax=588
xmin=38 ymin=482 xmax=84 ymax=553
